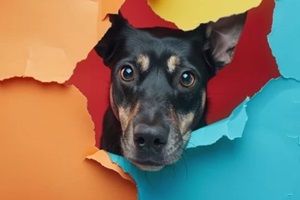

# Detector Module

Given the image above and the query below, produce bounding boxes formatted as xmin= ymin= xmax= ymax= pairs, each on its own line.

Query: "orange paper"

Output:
xmin=87 ymin=150 xmax=133 ymax=182
xmin=0 ymin=0 xmax=124 ymax=83
xmin=0 ymin=78 xmax=136 ymax=200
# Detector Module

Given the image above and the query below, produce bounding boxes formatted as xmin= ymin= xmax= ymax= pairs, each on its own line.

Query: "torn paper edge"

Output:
xmin=86 ymin=150 xmax=134 ymax=183
xmin=185 ymin=97 xmax=249 ymax=149
xmin=147 ymin=0 xmax=263 ymax=31
xmin=267 ymin=0 xmax=300 ymax=82
xmin=0 ymin=0 xmax=124 ymax=84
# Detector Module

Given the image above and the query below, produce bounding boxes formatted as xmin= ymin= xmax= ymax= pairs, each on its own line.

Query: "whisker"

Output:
xmin=182 ymin=139 xmax=197 ymax=147
xmin=180 ymin=151 xmax=188 ymax=179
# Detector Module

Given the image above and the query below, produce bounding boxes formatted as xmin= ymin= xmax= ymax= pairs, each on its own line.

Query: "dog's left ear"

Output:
xmin=94 ymin=13 xmax=131 ymax=66
xmin=204 ymin=13 xmax=247 ymax=71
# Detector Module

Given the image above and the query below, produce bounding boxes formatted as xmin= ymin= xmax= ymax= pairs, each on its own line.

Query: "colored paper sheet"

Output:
xmin=147 ymin=0 xmax=262 ymax=30
xmin=87 ymin=150 xmax=133 ymax=182
xmin=268 ymin=0 xmax=300 ymax=81
xmin=186 ymin=97 xmax=248 ymax=148
xmin=0 ymin=0 xmax=123 ymax=83
xmin=0 ymin=78 xmax=136 ymax=200
xmin=109 ymin=78 xmax=300 ymax=200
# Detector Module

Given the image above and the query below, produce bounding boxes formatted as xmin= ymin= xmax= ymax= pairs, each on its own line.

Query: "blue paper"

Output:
xmin=108 ymin=1 xmax=300 ymax=199
xmin=186 ymin=97 xmax=248 ymax=148
xmin=268 ymin=0 xmax=300 ymax=81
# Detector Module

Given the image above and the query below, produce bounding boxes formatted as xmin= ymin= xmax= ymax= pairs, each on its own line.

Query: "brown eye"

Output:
xmin=120 ymin=65 xmax=135 ymax=82
xmin=180 ymin=71 xmax=195 ymax=88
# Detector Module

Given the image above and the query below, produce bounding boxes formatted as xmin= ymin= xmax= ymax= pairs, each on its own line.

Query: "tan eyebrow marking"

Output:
xmin=167 ymin=55 xmax=180 ymax=73
xmin=136 ymin=54 xmax=150 ymax=72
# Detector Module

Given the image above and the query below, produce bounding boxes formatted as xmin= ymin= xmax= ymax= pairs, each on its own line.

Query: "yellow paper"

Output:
xmin=148 ymin=0 xmax=262 ymax=30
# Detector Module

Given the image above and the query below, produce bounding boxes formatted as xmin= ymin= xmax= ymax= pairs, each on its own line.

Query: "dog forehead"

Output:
xmin=125 ymin=28 xmax=192 ymax=55
xmin=122 ymin=29 xmax=199 ymax=76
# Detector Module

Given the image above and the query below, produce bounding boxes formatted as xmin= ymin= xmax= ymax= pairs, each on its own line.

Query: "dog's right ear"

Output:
xmin=94 ymin=13 xmax=131 ymax=66
xmin=203 ymin=13 xmax=247 ymax=72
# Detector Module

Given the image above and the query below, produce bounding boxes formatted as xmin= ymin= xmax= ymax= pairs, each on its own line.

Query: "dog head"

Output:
xmin=95 ymin=13 xmax=246 ymax=171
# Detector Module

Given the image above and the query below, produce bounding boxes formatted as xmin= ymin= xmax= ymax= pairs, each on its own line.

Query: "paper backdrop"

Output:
xmin=1 ymin=0 xmax=299 ymax=199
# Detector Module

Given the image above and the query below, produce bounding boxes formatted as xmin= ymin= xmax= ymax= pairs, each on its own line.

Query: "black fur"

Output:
xmin=95 ymin=13 xmax=246 ymax=170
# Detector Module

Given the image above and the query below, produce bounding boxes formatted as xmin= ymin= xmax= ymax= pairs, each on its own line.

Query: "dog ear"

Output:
xmin=204 ymin=13 xmax=247 ymax=71
xmin=94 ymin=13 xmax=131 ymax=66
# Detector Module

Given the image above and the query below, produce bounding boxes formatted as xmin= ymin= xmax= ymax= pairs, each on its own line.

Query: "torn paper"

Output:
xmin=268 ymin=0 xmax=300 ymax=81
xmin=87 ymin=150 xmax=133 ymax=182
xmin=0 ymin=0 xmax=124 ymax=83
xmin=147 ymin=0 xmax=262 ymax=30
xmin=186 ymin=98 xmax=248 ymax=148
xmin=0 ymin=78 xmax=136 ymax=200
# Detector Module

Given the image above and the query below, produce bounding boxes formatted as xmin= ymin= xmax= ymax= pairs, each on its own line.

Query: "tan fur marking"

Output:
xmin=168 ymin=107 xmax=178 ymax=126
xmin=201 ymin=90 xmax=206 ymax=111
xmin=168 ymin=107 xmax=193 ymax=147
xmin=178 ymin=112 xmax=195 ymax=135
xmin=168 ymin=107 xmax=194 ymax=135
xmin=167 ymin=55 xmax=180 ymax=73
xmin=182 ymin=130 xmax=192 ymax=145
xmin=137 ymin=54 xmax=150 ymax=72
xmin=168 ymin=91 xmax=206 ymax=136
xmin=196 ymin=90 xmax=207 ymax=119
xmin=109 ymin=85 xmax=119 ymax=119
xmin=118 ymin=102 xmax=140 ymax=133
xmin=118 ymin=107 xmax=130 ymax=132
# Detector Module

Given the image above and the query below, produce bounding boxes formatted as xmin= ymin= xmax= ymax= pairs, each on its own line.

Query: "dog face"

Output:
xmin=96 ymin=13 xmax=246 ymax=171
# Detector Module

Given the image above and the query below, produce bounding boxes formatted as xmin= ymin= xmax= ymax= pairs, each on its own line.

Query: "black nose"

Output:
xmin=134 ymin=124 xmax=169 ymax=153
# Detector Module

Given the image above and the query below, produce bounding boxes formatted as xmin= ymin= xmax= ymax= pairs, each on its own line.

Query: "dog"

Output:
xmin=95 ymin=12 xmax=246 ymax=171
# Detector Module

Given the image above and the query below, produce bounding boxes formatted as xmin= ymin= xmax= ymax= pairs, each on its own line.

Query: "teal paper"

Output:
xmin=108 ymin=1 xmax=300 ymax=199
xmin=268 ymin=0 xmax=300 ymax=80
xmin=186 ymin=97 xmax=248 ymax=148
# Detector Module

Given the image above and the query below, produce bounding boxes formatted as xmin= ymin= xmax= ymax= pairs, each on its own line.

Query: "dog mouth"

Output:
xmin=120 ymin=129 xmax=185 ymax=171
xmin=127 ymin=158 xmax=165 ymax=171
xmin=121 ymin=141 xmax=170 ymax=171
xmin=121 ymin=137 xmax=185 ymax=171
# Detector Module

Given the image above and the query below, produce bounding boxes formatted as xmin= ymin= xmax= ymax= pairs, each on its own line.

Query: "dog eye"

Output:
xmin=120 ymin=65 xmax=135 ymax=82
xmin=180 ymin=71 xmax=195 ymax=88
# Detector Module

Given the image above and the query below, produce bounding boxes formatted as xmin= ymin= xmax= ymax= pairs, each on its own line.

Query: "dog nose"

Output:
xmin=134 ymin=124 xmax=169 ymax=152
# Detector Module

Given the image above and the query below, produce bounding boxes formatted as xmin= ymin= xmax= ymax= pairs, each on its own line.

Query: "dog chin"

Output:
xmin=133 ymin=162 xmax=164 ymax=171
